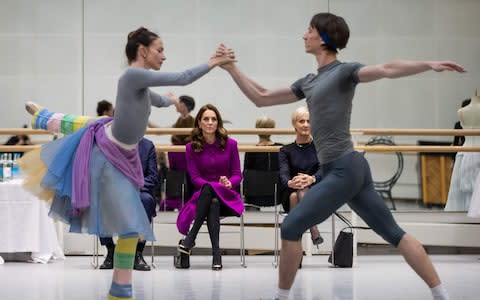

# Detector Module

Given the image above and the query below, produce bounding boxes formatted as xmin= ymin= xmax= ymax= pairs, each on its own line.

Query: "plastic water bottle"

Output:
xmin=3 ymin=153 xmax=12 ymax=181
xmin=12 ymin=153 xmax=20 ymax=179
xmin=0 ymin=154 xmax=4 ymax=182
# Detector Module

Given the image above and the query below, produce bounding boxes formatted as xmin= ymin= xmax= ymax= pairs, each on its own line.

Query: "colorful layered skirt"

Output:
xmin=19 ymin=119 xmax=155 ymax=240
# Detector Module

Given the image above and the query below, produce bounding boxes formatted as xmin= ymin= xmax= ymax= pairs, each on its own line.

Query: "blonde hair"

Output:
xmin=255 ymin=116 xmax=275 ymax=140
xmin=291 ymin=106 xmax=309 ymax=125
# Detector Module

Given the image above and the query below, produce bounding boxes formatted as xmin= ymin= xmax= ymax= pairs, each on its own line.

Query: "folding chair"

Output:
xmin=147 ymin=169 xmax=191 ymax=267
xmin=162 ymin=169 xmax=191 ymax=211
xmin=242 ymin=169 xmax=279 ymax=266
xmin=91 ymin=236 xmax=100 ymax=269
xmin=365 ymin=136 xmax=404 ymax=210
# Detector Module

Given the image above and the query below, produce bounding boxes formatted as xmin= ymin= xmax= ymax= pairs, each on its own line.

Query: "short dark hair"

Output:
xmin=179 ymin=95 xmax=195 ymax=112
xmin=5 ymin=135 xmax=20 ymax=145
xmin=96 ymin=100 xmax=113 ymax=116
xmin=310 ymin=13 xmax=350 ymax=53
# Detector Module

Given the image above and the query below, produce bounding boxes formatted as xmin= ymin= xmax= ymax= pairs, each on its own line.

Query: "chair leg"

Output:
xmin=240 ymin=214 xmax=246 ymax=268
xmin=273 ymin=208 xmax=279 ymax=268
xmin=330 ymin=213 xmax=336 ymax=266
xmin=388 ymin=191 xmax=396 ymax=210
xmin=150 ymin=221 xmax=156 ymax=268
xmin=91 ymin=236 xmax=99 ymax=269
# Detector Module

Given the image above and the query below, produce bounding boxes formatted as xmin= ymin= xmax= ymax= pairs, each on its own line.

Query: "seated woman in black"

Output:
xmin=279 ymin=106 xmax=323 ymax=246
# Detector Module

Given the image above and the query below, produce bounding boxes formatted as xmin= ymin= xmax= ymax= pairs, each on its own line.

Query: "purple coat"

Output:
xmin=176 ymin=137 xmax=244 ymax=235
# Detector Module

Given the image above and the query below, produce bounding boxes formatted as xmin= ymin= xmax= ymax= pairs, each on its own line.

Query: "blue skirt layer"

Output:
xmin=42 ymin=131 xmax=154 ymax=240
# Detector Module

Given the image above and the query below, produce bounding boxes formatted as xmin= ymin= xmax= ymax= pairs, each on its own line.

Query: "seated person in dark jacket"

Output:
xmin=160 ymin=94 xmax=196 ymax=211
xmin=99 ymin=137 xmax=158 ymax=271
xmin=279 ymin=107 xmax=323 ymax=245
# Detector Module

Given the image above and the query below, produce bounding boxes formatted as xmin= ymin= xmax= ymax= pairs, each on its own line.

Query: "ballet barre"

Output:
xmin=144 ymin=127 xmax=480 ymax=136
xmin=2 ymin=127 xmax=480 ymax=153
xmin=2 ymin=127 xmax=480 ymax=136
xmin=2 ymin=143 xmax=480 ymax=154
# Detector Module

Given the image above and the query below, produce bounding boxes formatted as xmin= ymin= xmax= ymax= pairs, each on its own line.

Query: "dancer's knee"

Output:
xmin=280 ymin=218 xmax=303 ymax=241
xmin=377 ymin=227 xmax=405 ymax=247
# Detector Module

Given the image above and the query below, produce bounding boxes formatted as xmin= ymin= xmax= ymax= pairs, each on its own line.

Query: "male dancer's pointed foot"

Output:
xmin=25 ymin=101 xmax=42 ymax=115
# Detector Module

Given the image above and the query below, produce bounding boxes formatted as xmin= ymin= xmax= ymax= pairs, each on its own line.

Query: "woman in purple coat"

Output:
xmin=175 ymin=104 xmax=244 ymax=270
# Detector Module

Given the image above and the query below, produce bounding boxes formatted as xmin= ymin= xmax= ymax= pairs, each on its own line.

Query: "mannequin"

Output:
xmin=445 ymin=92 xmax=480 ymax=217
xmin=458 ymin=94 xmax=480 ymax=145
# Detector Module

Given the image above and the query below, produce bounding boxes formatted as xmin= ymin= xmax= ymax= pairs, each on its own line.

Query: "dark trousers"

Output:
xmin=183 ymin=184 xmax=221 ymax=252
xmin=281 ymin=151 xmax=405 ymax=246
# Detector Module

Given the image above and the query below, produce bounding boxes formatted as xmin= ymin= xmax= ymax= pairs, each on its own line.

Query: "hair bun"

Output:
xmin=128 ymin=27 xmax=147 ymax=39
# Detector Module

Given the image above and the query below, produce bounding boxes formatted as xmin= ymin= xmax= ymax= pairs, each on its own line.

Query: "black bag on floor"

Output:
xmin=328 ymin=213 xmax=370 ymax=268
xmin=174 ymin=251 xmax=190 ymax=269
xmin=328 ymin=230 xmax=353 ymax=268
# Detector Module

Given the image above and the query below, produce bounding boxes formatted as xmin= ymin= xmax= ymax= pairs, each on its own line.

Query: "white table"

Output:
xmin=0 ymin=179 xmax=64 ymax=263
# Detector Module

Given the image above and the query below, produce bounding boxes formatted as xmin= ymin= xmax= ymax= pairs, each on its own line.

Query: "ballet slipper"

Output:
xmin=25 ymin=101 xmax=43 ymax=115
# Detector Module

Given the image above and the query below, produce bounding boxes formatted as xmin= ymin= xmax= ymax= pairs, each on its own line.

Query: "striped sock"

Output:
xmin=108 ymin=282 xmax=133 ymax=300
xmin=108 ymin=236 xmax=138 ymax=300
xmin=114 ymin=236 xmax=138 ymax=270
xmin=30 ymin=107 xmax=93 ymax=134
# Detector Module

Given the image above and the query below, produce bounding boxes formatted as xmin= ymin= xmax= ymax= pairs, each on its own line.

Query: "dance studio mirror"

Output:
xmin=1 ymin=0 xmax=477 ymax=215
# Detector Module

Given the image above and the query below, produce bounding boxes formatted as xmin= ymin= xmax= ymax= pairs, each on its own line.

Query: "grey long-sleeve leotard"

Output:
xmin=111 ymin=64 xmax=210 ymax=145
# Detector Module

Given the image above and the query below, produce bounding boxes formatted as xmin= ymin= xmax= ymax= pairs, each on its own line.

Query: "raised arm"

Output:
xmin=214 ymin=44 xmax=300 ymax=106
xmin=357 ymin=60 xmax=466 ymax=83
xmin=121 ymin=65 xmax=210 ymax=90
xmin=224 ymin=64 xmax=299 ymax=107
xmin=121 ymin=52 xmax=234 ymax=90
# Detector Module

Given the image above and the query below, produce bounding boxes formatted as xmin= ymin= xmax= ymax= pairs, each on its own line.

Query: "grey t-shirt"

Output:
xmin=112 ymin=64 xmax=210 ymax=145
xmin=291 ymin=60 xmax=364 ymax=165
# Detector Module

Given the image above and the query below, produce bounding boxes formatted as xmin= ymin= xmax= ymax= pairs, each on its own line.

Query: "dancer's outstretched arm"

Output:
xmin=222 ymin=63 xmax=299 ymax=107
xmin=358 ymin=60 xmax=466 ymax=83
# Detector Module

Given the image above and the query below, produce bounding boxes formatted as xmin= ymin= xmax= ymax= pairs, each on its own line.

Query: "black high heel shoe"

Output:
xmin=311 ymin=235 xmax=324 ymax=246
xmin=212 ymin=249 xmax=222 ymax=271
xmin=174 ymin=239 xmax=191 ymax=269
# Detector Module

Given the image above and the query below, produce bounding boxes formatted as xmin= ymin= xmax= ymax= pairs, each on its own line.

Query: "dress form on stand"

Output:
xmin=458 ymin=93 xmax=480 ymax=146
xmin=446 ymin=90 xmax=480 ymax=217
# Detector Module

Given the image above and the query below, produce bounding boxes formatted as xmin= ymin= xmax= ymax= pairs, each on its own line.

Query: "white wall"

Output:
xmin=1 ymin=0 xmax=479 ymax=199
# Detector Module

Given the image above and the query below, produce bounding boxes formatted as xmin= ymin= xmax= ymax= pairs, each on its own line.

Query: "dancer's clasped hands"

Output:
xmin=208 ymin=44 xmax=236 ymax=69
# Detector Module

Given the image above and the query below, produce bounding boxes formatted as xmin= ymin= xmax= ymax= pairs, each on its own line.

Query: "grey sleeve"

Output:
xmin=290 ymin=76 xmax=308 ymax=99
xmin=150 ymin=91 xmax=173 ymax=108
xmin=347 ymin=62 xmax=365 ymax=84
xmin=122 ymin=64 xmax=210 ymax=90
